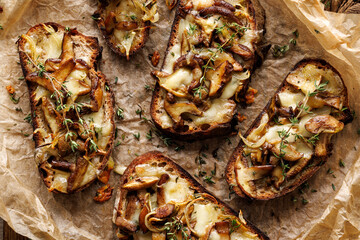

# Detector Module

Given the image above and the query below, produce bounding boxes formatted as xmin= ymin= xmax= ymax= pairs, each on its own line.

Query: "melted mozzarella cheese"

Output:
xmin=192 ymin=203 xmax=221 ymax=237
xmin=238 ymin=28 xmax=257 ymax=50
xmin=114 ymin=30 xmax=136 ymax=57
xmin=278 ymin=91 xmax=305 ymax=109
xmin=134 ymin=164 xmax=191 ymax=203
xmin=221 ymin=71 xmax=250 ymax=99
xmin=209 ymin=231 xmax=221 ymax=240
xmin=135 ymin=164 xmax=167 ymax=177
xmin=34 ymin=85 xmax=50 ymax=102
xmin=51 ymin=170 xmax=70 ymax=193
xmin=158 ymin=68 xmax=193 ymax=97
xmin=191 ymin=99 xmax=236 ymax=125
xmin=192 ymin=0 xmax=214 ymax=10
xmin=63 ymin=69 xmax=90 ymax=101
xmin=287 ymin=64 xmax=344 ymax=96
xmin=83 ymin=106 xmax=112 ymax=149
xmin=79 ymin=162 xmax=96 ymax=187
xmin=159 ymin=113 xmax=173 ymax=129
xmin=295 ymin=141 xmax=313 ymax=160
xmin=265 ymin=124 xmax=296 ymax=144
xmin=163 ymin=176 xmax=191 ymax=203
xmin=247 ymin=113 xmax=269 ymax=142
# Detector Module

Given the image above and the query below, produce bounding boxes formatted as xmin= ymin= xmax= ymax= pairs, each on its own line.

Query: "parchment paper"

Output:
xmin=0 ymin=0 xmax=359 ymax=239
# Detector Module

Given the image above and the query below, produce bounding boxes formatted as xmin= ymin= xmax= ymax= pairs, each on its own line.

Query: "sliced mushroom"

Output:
xmin=26 ymin=59 xmax=76 ymax=92
xmin=271 ymin=143 xmax=303 ymax=162
xmin=104 ymin=11 xmax=117 ymax=34
xmin=194 ymin=17 xmax=218 ymax=47
xmin=115 ymin=216 xmax=137 ymax=232
xmin=73 ymin=121 xmax=92 ymax=140
xmin=315 ymin=133 xmax=332 ymax=157
xmin=50 ymin=160 xmax=75 ymax=172
xmin=157 ymin=174 xmax=170 ymax=186
xmin=276 ymin=106 xmax=294 ymax=118
xmin=157 ymin=186 xmax=166 ymax=207
xmin=164 ymin=100 xmax=203 ymax=124
xmin=268 ymin=155 xmax=279 ymax=165
xmin=206 ymin=60 xmax=233 ymax=97
xmin=317 ymin=94 xmax=341 ymax=109
xmin=173 ymin=54 xmax=204 ymax=93
xmin=115 ymin=21 xmax=138 ymax=31
xmin=214 ymin=0 xmax=235 ymax=11
xmin=286 ymin=157 xmax=312 ymax=179
xmin=51 ymin=58 xmax=76 ymax=85
xmin=305 ymin=115 xmax=344 ymax=134
xmin=271 ymin=165 xmax=285 ymax=189
xmin=199 ymin=6 xmax=241 ymax=25
xmin=125 ymin=195 xmax=140 ymax=220
xmin=154 ymin=203 xmax=175 ymax=218
xmin=122 ymin=176 xmax=159 ymax=191
xmin=237 ymin=165 xmax=274 ymax=182
xmin=89 ymin=69 xmax=104 ymax=112
xmin=214 ymin=52 xmax=243 ymax=71
xmin=156 ymin=174 xmax=170 ymax=206
xmin=41 ymin=97 xmax=62 ymax=134
xmin=59 ymin=31 xmax=76 ymax=65
xmin=215 ymin=221 xmax=230 ymax=240
xmin=228 ymin=44 xmax=253 ymax=60
xmin=139 ymin=206 xmax=149 ymax=233
xmin=151 ymin=70 xmax=170 ymax=78
xmin=45 ymin=58 xmax=61 ymax=72
xmin=67 ymin=157 xmax=89 ymax=193
xmin=45 ymin=31 xmax=75 ymax=71
xmin=57 ymin=133 xmax=75 ymax=156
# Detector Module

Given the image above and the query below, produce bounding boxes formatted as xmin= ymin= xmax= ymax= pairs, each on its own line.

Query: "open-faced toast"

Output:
xmin=18 ymin=23 xmax=115 ymax=194
xmin=93 ymin=0 xmax=159 ymax=60
xmin=226 ymin=59 xmax=353 ymax=200
xmin=114 ymin=151 xmax=269 ymax=239
xmin=150 ymin=0 xmax=265 ymax=140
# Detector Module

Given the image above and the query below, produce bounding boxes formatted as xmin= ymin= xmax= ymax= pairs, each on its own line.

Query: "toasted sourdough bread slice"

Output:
xmin=114 ymin=151 xmax=269 ymax=239
xmin=93 ymin=0 xmax=159 ymax=60
xmin=226 ymin=59 xmax=353 ymax=200
xmin=150 ymin=0 xmax=265 ymax=140
xmin=18 ymin=23 xmax=115 ymax=193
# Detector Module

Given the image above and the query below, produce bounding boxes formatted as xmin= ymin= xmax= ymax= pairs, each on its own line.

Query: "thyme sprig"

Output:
xmin=194 ymin=23 xmax=248 ymax=99
xmin=164 ymin=217 xmax=190 ymax=240
xmin=274 ymin=79 xmax=329 ymax=177
xmin=23 ymin=51 xmax=100 ymax=153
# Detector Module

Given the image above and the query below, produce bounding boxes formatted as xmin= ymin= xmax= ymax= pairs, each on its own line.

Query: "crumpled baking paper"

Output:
xmin=0 ymin=0 xmax=359 ymax=239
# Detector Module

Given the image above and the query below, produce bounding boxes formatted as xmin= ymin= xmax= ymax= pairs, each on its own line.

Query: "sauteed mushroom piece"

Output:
xmin=154 ymin=203 xmax=175 ymax=218
xmin=164 ymin=100 xmax=203 ymax=124
xmin=305 ymin=115 xmax=344 ymax=134
xmin=206 ymin=60 xmax=233 ymax=97
xmin=122 ymin=176 xmax=159 ymax=191
xmin=115 ymin=216 xmax=137 ymax=232
xmin=271 ymin=143 xmax=303 ymax=162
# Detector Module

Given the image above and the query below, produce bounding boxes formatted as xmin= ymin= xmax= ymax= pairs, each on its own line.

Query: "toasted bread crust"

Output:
xmin=226 ymin=59 xmax=353 ymax=200
xmin=18 ymin=23 xmax=115 ymax=194
xmin=150 ymin=0 xmax=266 ymax=141
xmin=93 ymin=0 xmax=151 ymax=58
xmin=117 ymin=151 xmax=269 ymax=239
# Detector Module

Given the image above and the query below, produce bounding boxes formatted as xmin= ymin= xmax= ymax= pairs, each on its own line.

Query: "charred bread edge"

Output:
xmin=93 ymin=1 xmax=150 ymax=58
xmin=150 ymin=0 xmax=266 ymax=141
xmin=117 ymin=151 xmax=269 ymax=240
xmin=18 ymin=22 xmax=116 ymax=193
xmin=226 ymin=58 xmax=353 ymax=200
